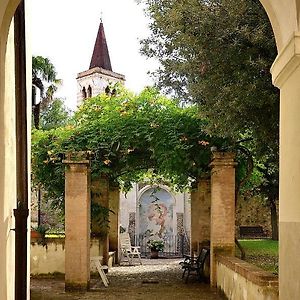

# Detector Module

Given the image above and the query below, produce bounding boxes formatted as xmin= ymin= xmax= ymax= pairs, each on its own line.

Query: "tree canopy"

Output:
xmin=140 ymin=0 xmax=280 ymax=240
xmin=32 ymin=55 xmax=62 ymax=129
xmin=140 ymin=0 xmax=279 ymax=159
xmin=40 ymin=98 xmax=71 ymax=130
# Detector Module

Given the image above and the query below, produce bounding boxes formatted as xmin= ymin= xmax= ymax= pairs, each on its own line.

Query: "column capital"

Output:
xmin=271 ymin=32 xmax=300 ymax=88
xmin=62 ymin=151 xmax=91 ymax=165
xmin=210 ymin=152 xmax=237 ymax=168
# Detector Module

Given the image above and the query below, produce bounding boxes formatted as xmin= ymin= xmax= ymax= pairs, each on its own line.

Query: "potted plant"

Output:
xmin=31 ymin=224 xmax=48 ymax=239
xmin=147 ymin=240 xmax=164 ymax=259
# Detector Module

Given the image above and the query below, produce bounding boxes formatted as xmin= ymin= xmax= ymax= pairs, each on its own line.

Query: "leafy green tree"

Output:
xmin=32 ymin=55 xmax=62 ymax=129
xmin=258 ymin=163 xmax=279 ymax=240
xmin=140 ymin=0 xmax=278 ymax=158
xmin=240 ymin=158 xmax=279 ymax=240
xmin=140 ymin=0 xmax=279 ymax=239
xmin=32 ymin=56 xmax=63 ymax=227
xmin=40 ymin=98 xmax=71 ymax=130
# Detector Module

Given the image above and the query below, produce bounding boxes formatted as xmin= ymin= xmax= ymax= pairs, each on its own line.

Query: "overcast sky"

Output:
xmin=29 ymin=0 xmax=158 ymax=110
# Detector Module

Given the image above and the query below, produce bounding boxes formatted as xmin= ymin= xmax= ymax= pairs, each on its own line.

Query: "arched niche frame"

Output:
xmin=136 ymin=185 xmax=177 ymax=243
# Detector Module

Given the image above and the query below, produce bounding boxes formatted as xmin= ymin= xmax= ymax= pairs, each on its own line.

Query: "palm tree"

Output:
xmin=32 ymin=56 xmax=62 ymax=226
xmin=32 ymin=56 xmax=62 ymax=129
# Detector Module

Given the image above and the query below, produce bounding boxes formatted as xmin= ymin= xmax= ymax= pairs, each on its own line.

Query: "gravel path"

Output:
xmin=31 ymin=259 xmax=225 ymax=300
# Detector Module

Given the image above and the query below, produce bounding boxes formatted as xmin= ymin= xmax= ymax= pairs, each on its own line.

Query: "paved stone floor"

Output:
xmin=31 ymin=259 xmax=225 ymax=300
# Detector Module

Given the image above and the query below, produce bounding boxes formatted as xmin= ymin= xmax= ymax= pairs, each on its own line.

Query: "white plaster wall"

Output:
xmin=0 ymin=21 xmax=17 ymax=300
xmin=216 ymin=262 xmax=278 ymax=300
xmin=31 ymin=241 xmax=65 ymax=274
xmin=30 ymin=239 xmax=103 ymax=275
xmin=169 ymin=188 xmax=185 ymax=237
xmin=0 ymin=5 xmax=33 ymax=300
xmin=0 ymin=1 xmax=31 ymax=298
xmin=173 ymin=191 xmax=184 ymax=213
xmin=120 ymin=185 xmax=137 ymax=232
xmin=77 ymin=72 xmax=123 ymax=106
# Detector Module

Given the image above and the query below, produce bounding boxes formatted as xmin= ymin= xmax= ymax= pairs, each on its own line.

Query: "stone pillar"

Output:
xmin=90 ymin=176 xmax=109 ymax=265
xmin=63 ymin=153 xmax=91 ymax=291
xmin=210 ymin=152 xmax=236 ymax=286
xmin=109 ymin=186 xmax=120 ymax=263
xmin=191 ymin=179 xmax=211 ymax=254
xmin=271 ymin=33 xmax=300 ymax=299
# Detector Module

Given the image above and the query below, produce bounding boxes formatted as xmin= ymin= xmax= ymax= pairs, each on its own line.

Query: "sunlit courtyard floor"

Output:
xmin=31 ymin=258 xmax=225 ymax=300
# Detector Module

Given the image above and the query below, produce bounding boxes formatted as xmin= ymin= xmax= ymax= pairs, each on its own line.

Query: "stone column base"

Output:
xmin=65 ymin=281 xmax=90 ymax=292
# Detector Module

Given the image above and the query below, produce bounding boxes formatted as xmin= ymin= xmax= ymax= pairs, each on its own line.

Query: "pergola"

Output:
xmin=62 ymin=151 xmax=236 ymax=290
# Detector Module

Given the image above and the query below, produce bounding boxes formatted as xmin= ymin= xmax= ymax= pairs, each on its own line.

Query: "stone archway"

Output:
xmin=259 ymin=1 xmax=300 ymax=298
xmin=0 ymin=1 xmax=30 ymax=299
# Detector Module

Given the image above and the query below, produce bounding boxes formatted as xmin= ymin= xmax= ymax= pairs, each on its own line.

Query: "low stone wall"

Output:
xmin=216 ymin=255 xmax=278 ymax=300
xmin=31 ymin=238 xmax=114 ymax=275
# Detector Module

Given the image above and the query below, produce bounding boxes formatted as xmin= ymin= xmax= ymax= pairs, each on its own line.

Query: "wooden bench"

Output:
xmin=239 ymin=226 xmax=265 ymax=238
xmin=180 ymin=248 xmax=210 ymax=283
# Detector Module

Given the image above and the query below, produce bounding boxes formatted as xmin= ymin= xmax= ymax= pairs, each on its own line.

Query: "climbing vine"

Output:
xmin=32 ymin=86 xmax=226 ymax=209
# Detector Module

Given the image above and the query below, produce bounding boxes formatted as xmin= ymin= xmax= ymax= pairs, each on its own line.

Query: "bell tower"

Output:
xmin=76 ymin=20 xmax=125 ymax=106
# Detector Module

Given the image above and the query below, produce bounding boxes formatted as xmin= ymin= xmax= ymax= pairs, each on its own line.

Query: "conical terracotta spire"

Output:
xmin=89 ymin=21 xmax=112 ymax=71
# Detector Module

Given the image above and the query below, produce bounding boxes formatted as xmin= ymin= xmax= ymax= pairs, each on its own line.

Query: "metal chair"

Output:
xmin=180 ymin=247 xmax=210 ymax=283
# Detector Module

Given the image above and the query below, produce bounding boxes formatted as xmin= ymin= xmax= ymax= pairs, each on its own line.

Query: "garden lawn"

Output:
xmin=237 ymin=239 xmax=278 ymax=274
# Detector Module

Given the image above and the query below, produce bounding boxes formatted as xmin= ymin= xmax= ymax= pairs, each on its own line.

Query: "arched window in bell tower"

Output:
xmin=87 ymin=85 xmax=92 ymax=98
xmin=82 ymin=87 xmax=87 ymax=100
